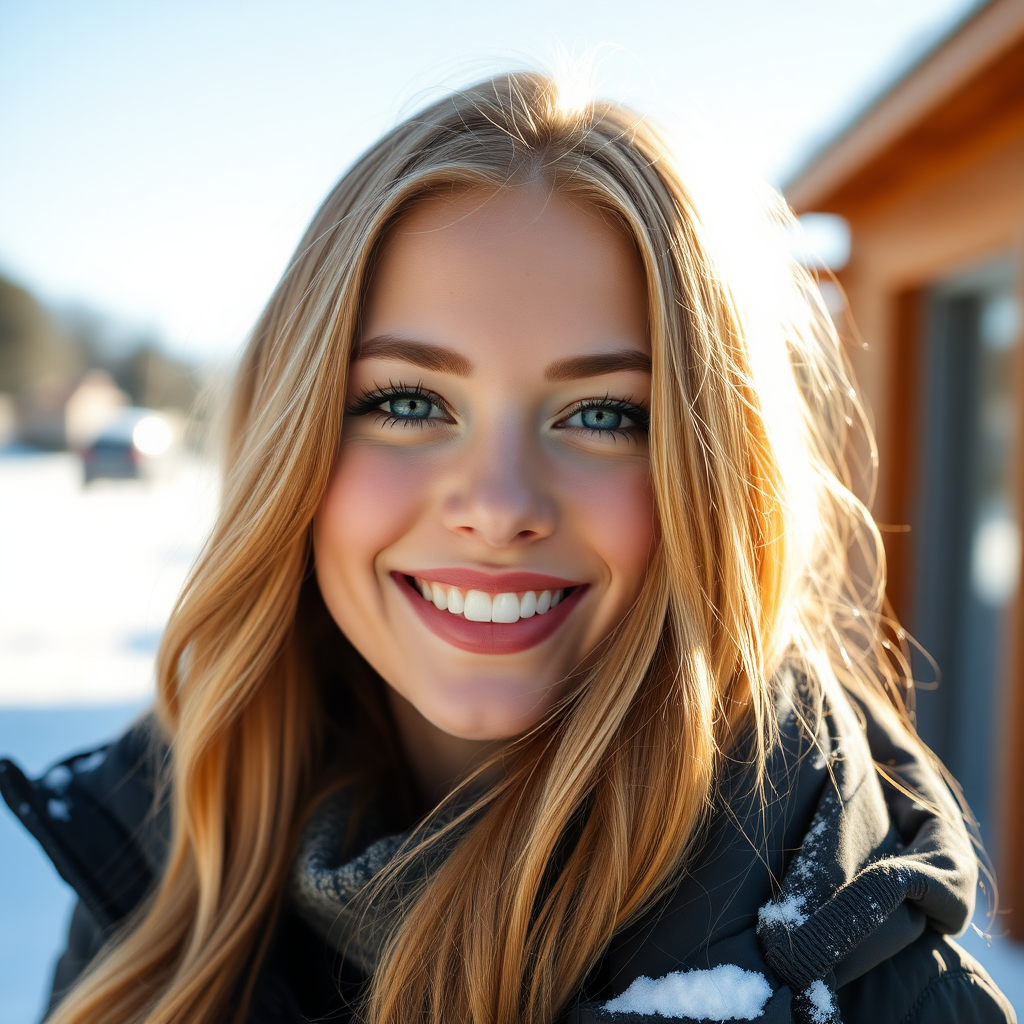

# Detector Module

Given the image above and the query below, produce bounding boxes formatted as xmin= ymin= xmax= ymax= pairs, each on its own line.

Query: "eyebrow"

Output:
xmin=355 ymin=335 xmax=652 ymax=382
xmin=544 ymin=349 xmax=652 ymax=381
xmin=356 ymin=335 xmax=474 ymax=377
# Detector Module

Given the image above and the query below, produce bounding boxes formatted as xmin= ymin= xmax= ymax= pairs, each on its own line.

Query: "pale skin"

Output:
xmin=313 ymin=185 xmax=655 ymax=807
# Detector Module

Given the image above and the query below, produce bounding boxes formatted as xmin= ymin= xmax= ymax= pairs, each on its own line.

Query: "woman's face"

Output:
xmin=314 ymin=186 xmax=654 ymax=744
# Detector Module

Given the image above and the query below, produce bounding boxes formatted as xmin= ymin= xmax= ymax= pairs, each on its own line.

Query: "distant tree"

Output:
xmin=0 ymin=277 xmax=83 ymax=396
xmin=0 ymin=275 xmax=204 ymax=448
xmin=117 ymin=342 xmax=199 ymax=412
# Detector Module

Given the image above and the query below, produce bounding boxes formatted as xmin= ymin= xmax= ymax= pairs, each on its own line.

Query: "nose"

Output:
xmin=441 ymin=425 xmax=556 ymax=548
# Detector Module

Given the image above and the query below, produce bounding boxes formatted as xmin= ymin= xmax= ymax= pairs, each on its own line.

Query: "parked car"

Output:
xmin=81 ymin=408 xmax=174 ymax=484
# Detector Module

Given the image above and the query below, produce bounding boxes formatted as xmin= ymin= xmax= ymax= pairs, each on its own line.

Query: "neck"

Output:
xmin=386 ymin=690 xmax=504 ymax=810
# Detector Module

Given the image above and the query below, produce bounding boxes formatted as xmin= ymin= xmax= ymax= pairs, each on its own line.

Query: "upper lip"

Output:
xmin=398 ymin=568 xmax=583 ymax=593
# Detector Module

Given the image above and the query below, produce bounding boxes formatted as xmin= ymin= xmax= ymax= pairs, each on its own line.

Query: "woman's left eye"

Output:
xmin=558 ymin=401 xmax=648 ymax=436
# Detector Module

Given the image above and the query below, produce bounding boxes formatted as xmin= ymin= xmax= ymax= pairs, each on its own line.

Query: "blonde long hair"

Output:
xmin=51 ymin=72 xmax=913 ymax=1024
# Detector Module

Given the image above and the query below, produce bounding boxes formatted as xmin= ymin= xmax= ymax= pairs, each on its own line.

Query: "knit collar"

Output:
xmin=287 ymin=783 xmax=477 ymax=974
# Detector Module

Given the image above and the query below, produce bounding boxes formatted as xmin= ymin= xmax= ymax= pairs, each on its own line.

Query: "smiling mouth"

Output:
xmin=409 ymin=577 xmax=574 ymax=622
xmin=394 ymin=572 xmax=588 ymax=654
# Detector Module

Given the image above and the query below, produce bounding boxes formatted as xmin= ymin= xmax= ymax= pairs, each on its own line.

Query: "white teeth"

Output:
xmin=492 ymin=592 xmax=520 ymax=623
xmin=413 ymin=578 xmax=568 ymax=622
xmin=464 ymin=590 xmax=493 ymax=622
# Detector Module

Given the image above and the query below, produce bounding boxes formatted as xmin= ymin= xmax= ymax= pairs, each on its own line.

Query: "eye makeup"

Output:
xmin=554 ymin=395 xmax=649 ymax=439
xmin=347 ymin=382 xmax=649 ymax=439
xmin=346 ymin=382 xmax=455 ymax=428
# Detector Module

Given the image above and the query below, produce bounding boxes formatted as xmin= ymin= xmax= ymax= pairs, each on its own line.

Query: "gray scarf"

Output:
xmin=287 ymin=786 xmax=475 ymax=973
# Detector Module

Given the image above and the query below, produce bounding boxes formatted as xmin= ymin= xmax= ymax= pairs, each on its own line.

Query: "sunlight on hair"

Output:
xmin=548 ymin=45 xmax=601 ymax=118
xmin=666 ymin=129 xmax=824 ymax=590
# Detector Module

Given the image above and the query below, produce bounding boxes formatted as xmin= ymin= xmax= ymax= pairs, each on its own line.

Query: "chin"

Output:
xmin=421 ymin=678 xmax=560 ymax=741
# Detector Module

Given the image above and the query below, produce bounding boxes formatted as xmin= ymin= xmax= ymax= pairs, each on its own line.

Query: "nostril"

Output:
xmin=442 ymin=494 xmax=557 ymax=547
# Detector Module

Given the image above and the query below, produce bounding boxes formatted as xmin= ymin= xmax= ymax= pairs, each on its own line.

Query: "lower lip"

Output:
xmin=394 ymin=573 xmax=588 ymax=655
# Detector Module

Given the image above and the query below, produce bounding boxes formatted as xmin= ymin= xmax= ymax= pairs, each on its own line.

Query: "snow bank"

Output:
xmin=602 ymin=963 xmax=772 ymax=1020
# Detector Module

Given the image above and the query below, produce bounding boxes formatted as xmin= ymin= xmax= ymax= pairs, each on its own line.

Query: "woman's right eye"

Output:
xmin=347 ymin=385 xmax=453 ymax=427
xmin=382 ymin=395 xmax=436 ymax=420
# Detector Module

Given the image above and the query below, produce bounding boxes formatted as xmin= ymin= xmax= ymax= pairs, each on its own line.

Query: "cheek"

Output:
xmin=557 ymin=456 xmax=655 ymax=596
xmin=315 ymin=442 xmax=433 ymax=577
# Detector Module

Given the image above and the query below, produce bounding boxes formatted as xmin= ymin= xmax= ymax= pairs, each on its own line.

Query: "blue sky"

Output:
xmin=1 ymin=0 xmax=981 ymax=359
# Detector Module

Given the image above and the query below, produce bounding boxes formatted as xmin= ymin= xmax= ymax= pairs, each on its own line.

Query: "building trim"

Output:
xmin=786 ymin=0 xmax=1024 ymax=213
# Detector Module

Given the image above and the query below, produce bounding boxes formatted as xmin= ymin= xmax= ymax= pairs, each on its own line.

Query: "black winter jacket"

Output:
xmin=1 ymin=668 xmax=1016 ymax=1023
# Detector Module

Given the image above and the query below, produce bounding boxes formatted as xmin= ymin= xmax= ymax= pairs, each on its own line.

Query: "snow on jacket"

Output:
xmin=1 ymin=666 xmax=1015 ymax=1023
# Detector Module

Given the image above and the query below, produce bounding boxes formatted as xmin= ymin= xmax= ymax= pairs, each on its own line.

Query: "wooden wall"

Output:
xmin=817 ymin=46 xmax=1024 ymax=934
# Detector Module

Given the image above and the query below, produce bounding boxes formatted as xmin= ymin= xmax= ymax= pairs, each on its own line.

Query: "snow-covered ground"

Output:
xmin=0 ymin=451 xmax=1020 ymax=1021
xmin=0 ymin=450 xmax=218 ymax=705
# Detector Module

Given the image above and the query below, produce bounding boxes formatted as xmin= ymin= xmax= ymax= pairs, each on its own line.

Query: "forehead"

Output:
xmin=359 ymin=186 xmax=650 ymax=364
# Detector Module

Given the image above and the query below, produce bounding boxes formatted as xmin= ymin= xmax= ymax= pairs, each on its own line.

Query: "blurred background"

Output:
xmin=1 ymin=0 xmax=1022 ymax=1019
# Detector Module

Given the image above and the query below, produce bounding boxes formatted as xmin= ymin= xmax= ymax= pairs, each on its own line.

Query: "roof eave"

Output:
xmin=784 ymin=0 xmax=1024 ymax=214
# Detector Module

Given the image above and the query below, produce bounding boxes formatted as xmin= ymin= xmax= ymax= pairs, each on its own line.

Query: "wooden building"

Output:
xmin=786 ymin=0 xmax=1024 ymax=934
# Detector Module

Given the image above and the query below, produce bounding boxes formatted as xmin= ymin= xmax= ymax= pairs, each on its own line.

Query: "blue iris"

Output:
xmin=579 ymin=407 xmax=623 ymax=430
xmin=389 ymin=396 xmax=434 ymax=419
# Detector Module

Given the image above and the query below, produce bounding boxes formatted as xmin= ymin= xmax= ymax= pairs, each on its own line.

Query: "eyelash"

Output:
xmin=558 ymin=395 xmax=650 ymax=439
xmin=346 ymin=382 xmax=650 ymax=437
xmin=346 ymin=381 xmax=454 ymax=429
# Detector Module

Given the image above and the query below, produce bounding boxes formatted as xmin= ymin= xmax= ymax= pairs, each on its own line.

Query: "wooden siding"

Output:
xmin=787 ymin=0 xmax=1024 ymax=935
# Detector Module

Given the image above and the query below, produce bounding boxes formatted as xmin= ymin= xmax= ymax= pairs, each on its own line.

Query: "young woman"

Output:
xmin=1 ymin=73 xmax=1014 ymax=1024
